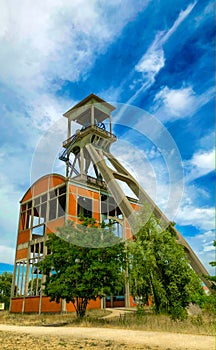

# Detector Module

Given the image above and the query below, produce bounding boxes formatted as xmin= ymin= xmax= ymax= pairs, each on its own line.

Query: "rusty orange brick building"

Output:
xmin=10 ymin=94 xmax=210 ymax=313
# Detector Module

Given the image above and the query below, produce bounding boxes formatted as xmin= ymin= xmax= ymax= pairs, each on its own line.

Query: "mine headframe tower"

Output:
xmin=59 ymin=93 xmax=211 ymax=288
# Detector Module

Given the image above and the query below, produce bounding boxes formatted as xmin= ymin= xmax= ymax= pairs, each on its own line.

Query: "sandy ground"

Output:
xmin=0 ymin=324 xmax=214 ymax=350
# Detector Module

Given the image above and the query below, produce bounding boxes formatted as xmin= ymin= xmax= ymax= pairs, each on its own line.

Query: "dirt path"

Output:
xmin=102 ymin=307 xmax=133 ymax=318
xmin=0 ymin=324 xmax=214 ymax=350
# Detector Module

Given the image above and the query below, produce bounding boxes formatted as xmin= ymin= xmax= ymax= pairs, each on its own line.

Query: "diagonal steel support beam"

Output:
xmin=86 ymin=143 xmax=212 ymax=288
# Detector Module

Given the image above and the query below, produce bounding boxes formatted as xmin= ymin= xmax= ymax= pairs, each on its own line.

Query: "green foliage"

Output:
xmin=200 ymin=294 xmax=216 ymax=314
xmin=129 ymin=212 xmax=204 ymax=320
xmin=28 ymin=278 xmax=42 ymax=296
xmin=0 ymin=272 xmax=13 ymax=309
xmin=57 ymin=218 xmax=123 ymax=248
xmin=204 ymin=240 xmax=216 ymax=291
xmin=39 ymin=220 xmax=126 ymax=318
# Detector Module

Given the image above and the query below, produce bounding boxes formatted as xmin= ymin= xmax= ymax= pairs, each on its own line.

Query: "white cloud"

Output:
xmin=0 ymin=245 xmax=15 ymax=265
xmin=0 ymin=0 xmax=151 ymax=143
xmin=186 ymin=230 xmax=215 ymax=275
xmin=195 ymin=1 xmax=214 ymax=24
xmin=135 ymin=46 xmax=165 ymax=76
xmin=185 ymin=148 xmax=214 ymax=182
xmin=25 ymin=93 xmax=70 ymax=131
xmin=112 ymin=140 xmax=157 ymax=200
xmin=112 ymin=142 xmax=214 ymax=275
xmin=152 ymin=86 xmax=214 ymax=122
xmin=154 ymin=86 xmax=196 ymax=117
xmin=190 ymin=149 xmax=214 ymax=170
xmin=0 ymin=0 xmax=153 ymax=258
xmin=112 ymin=137 xmax=184 ymax=222
xmin=111 ymin=137 xmax=213 ymax=276
xmin=125 ymin=1 xmax=197 ymax=107
xmin=135 ymin=1 xmax=197 ymax=78
xmin=176 ymin=206 xmax=214 ymax=231
xmin=0 ymin=0 xmax=149 ymax=94
xmin=197 ymin=131 xmax=215 ymax=151
xmin=162 ymin=1 xmax=197 ymax=43
xmin=0 ymin=172 xmax=20 ymax=238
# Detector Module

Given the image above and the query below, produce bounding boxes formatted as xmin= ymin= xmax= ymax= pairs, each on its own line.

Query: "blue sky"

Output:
xmin=0 ymin=0 xmax=214 ymax=274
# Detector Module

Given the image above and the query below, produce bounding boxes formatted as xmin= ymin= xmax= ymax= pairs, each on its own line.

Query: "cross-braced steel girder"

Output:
xmin=60 ymin=94 xmax=212 ymax=289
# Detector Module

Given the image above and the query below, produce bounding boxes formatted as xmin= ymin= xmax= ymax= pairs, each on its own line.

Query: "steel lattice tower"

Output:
xmin=59 ymin=93 xmax=211 ymax=288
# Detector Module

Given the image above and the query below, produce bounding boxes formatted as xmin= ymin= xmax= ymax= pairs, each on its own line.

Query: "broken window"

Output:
xmin=20 ymin=201 xmax=32 ymax=230
xmin=77 ymin=196 xmax=92 ymax=218
xmin=13 ymin=261 xmax=29 ymax=297
xmin=28 ymin=242 xmax=43 ymax=296
xmin=49 ymin=185 xmax=66 ymax=220
xmin=101 ymin=195 xmax=122 ymax=218
xmin=32 ymin=225 xmax=44 ymax=237
xmin=49 ymin=198 xmax=57 ymax=221
xmin=100 ymin=194 xmax=123 ymax=238
xmin=19 ymin=185 xmax=66 ymax=235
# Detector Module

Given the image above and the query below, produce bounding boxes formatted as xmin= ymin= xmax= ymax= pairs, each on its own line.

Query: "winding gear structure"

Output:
xmin=60 ymin=94 xmax=210 ymax=288
xmin=10 ymin=94 xmax=211 ymax=314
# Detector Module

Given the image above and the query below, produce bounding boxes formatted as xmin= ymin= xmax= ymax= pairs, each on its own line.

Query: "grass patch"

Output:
xmin=0 ymin=308 xmax=214 ymax=335
xmin=0 ymin=311 xmax=76 ymax=326
xmin=107 ymin=312 xmax=215 ymax=335
xmin=69 ymin=311 xmax=214 ymax=335
xmin=0 ymin=309 xmax=111 ymax=326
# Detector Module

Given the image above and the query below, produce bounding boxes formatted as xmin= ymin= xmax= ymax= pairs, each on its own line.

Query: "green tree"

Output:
xmin=200 ymin=240 xmax=216 ymax=314
xmin=0 ymin=272 xmax=13 ymax=309
xmin=28 ymin=277 xmax=42 ymax=296
xmin=39 ymin=220 xmax=126 ymax=318
xmin=129 ymin=213 xmax=204 ymax=320
xmin=205 ymin=240 xmax=216 ymax=290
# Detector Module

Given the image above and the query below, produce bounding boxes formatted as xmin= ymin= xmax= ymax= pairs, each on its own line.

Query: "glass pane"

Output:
xmin=41 ymin=202 xmax=47 ymax=222
xmin=49 ymin=190 xmax=56 ymax=199
xmin=34 ymin=197 xmax=40 ymax=206
xmin=59 ymin=185 xmax=66 ymax=195
xmin=49 ymin=198 xmax=57 ymax=220
xmin=108 ymin=197 xmax=116 ymax=216
xmin=58 ymin=195 xmax=66 ymax=217
xmin=20 ymin=213 xmax=26 ymax=230
xmin=26 ymin=209 xmax=32 ymax=229
xmin=32 ymin=225 xmax=44 ymax=236
xmin=77 ymin=197 xmax=92 ymax=218
xmin=113 ymin=222 xmax=122 ymax=238
xmin=33 ymin=207 xmax=40 ymax=226
xmin=101 ymin=201 xmax=107 ymax=214
xmin=41 ymin=194 xmax=47 ymax=202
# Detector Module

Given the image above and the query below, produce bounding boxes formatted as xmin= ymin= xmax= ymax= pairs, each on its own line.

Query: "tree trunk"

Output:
xmin=76 ymin=297 xmax=88 ymax=318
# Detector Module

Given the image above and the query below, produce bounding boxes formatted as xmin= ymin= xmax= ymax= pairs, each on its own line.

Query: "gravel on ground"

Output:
xmin=0 ymin=323 xmax=214 ymax=350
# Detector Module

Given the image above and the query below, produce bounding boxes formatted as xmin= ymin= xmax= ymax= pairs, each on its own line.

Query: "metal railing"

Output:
xmin=62 ymin=125 xmax=116 ymax=147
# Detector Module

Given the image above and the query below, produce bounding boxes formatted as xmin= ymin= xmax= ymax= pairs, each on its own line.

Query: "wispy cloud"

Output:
xmin=176 ymin=206 xmax=214 ymax=231
xmin=161 ymin=1 xmax=197 ymax=43
xmin=0 ymin=0 xmax=151 ymax=133
xmin=199 ymin=131 xmax=215 ymax=151
xmin=112 ymin=126 xmax=184 ymax=222
xmin=153 ymin=86 xmax=196 ymax=118
xmin=152 ymin=85 xmax=214 ymax=122
xmin=0 ymin=1 xmax=151 ymax=265
xmin=186 ymin=230 xmax=215 ymax=274
xmin=185 ymin=148 xmax=215 ymax=182
xmin=0 ymin=245 xmax=15 ymax=265
xmin=128 ymin=2 xmax=197 ymax=104
xmin=194 ymin=1 xmax=214 ymax=24
xmin=0 ymin=171 xmax=20 ymax=246
xmin=114 ymin=2 xmax=197 ymax=122
xmin=173 ymin=147 xmax=215 ymax=233
xmin=135 ymin=2 xmax=197 ymax=76
xmin=0 ymin=0 xmax=214 ymax=277
xmin=0 ymin=0 xmax=149 ymax=94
